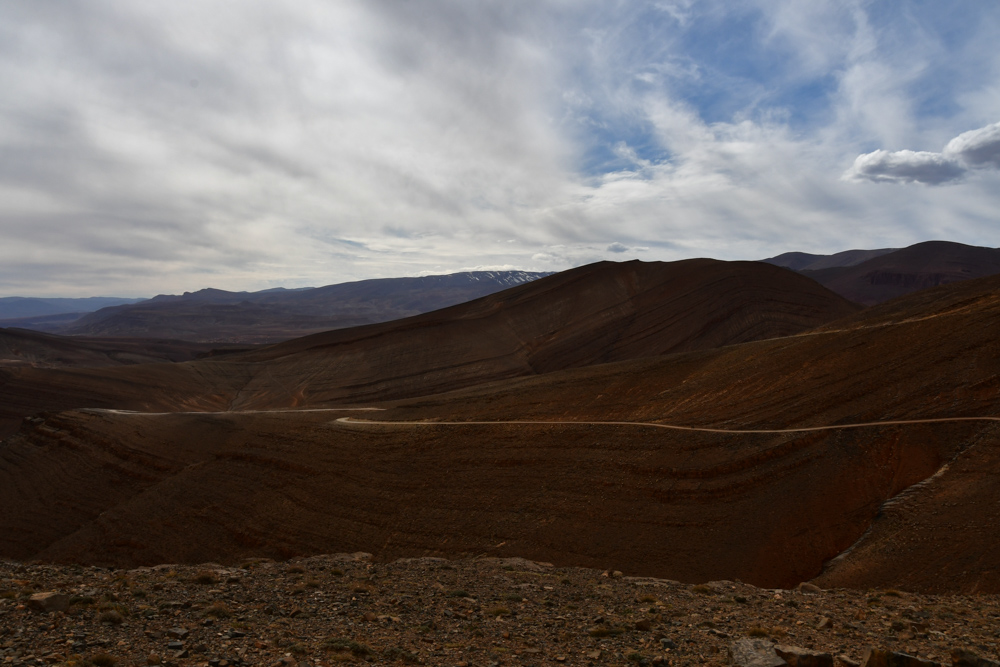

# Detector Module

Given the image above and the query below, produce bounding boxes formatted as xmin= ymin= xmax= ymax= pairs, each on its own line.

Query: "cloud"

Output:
xmin=844 ymin=121 xmax=1000 ymax=185
xmin=945 ymin=121 xmax=1000 ymax=169
xmin=844 ymin=150 xmax=966 ymax=185
xmin=1 ymin=2 xmax=999 ymax=295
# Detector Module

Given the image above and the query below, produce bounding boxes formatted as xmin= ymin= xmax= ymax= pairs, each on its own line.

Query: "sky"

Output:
xmin=1 ymin=1 xmax=999 ymax=297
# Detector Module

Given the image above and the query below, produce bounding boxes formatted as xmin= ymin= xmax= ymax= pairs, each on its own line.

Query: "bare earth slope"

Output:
xmin=0 ymin=328 xmax=251 ymax=369
xmin=0 ymin=258 xmax=859 ymax=436
xmin=60 ymin=271 xmax=551 ymax=343
xmin=800 ymin=240 xmax=1000 ymax=305
xmin=0 ymin=271 xmax=997 ymax=592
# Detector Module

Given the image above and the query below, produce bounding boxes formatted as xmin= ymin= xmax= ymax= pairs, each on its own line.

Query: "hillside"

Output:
xmin=2 ymin=265 xmax=998 ymax=592
xmin=0 ymin=259 xmax=859 ymax=438
xmin=58 ymin=271 xmax=552 ymax=343
xmin=0 ymin=296 xmax=144 ymax=321
xmin=798 ymin=241 xmax=1000 ymax=305
xmin=0 ymin=327 xmax=251 ymax=369
xmin=762 ymin=248 xmax=896 ymax=271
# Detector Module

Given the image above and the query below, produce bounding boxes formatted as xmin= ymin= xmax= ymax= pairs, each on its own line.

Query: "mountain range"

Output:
xmin=0 ymin=244 xmax=1000 ymax=593
xmin=763 ymin=240 xmax=1000 ymax=305
xmin=0 ymin=271 xmax=551 ymax=343
xmin=2 ymin=251 xmax=1000 ymax=595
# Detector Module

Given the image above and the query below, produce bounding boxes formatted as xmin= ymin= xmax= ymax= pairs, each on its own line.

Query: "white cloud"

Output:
xmin=844 ymin=121 xmax=1000 ymax=185
xmin=0 ymin=1 xmax=999 ymax=295
xmin=945 ymin=121 xmax=1000 ymax=169
xmin=844 ymin=150 xmax=966 ymax=185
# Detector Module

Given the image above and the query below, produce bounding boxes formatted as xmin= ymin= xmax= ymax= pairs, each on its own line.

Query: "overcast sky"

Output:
xmin=2 ymin=1 xmax=999 ymax=296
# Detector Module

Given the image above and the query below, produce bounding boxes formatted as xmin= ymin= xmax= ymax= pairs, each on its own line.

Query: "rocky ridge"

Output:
xmin=2 ymin=554 xmax=998 ymax=667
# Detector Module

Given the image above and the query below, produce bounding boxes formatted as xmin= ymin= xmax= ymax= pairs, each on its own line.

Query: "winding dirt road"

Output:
xmin=335 ymin=415 xmax=1000 ymax=434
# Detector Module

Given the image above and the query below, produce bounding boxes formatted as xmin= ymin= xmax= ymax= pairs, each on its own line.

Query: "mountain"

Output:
xmin=798 ymin=240 xmax=1000 ymax=306
xmin=762 ymin=248 xmax=897 ymax=271
xmin=0 ymin=296 xmax=145 ymax=322
xmin=3 ymin=259 xmax=1000 ymax=592
xmin=764 ymin=241 xmax=1000 ymax=305
xmin=57 ymin=271 xmax=552 ymax=343
xmin=0 ymin=258 xmax=859 ymax=439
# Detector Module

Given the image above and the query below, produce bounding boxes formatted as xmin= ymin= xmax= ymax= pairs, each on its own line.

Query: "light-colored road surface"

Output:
xmin=336 ymin=415 xmax=1000 ymax=434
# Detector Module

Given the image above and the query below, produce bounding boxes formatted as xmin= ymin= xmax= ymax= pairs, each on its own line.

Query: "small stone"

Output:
xmin=660 ymin=639 xmax=678 ymax=650
xmin=861 ymin=648 xmax=942 ymax=667
xmin=838 ymin=656 xmax=860 ymax=667
xmin=174 ymin=650 xmax=189 ymax=659
xmin=166 ymin=628 xmax=190 ymax=640
xmin=587 ymin=650 xmax=602 ymax=660
xmin=635 ymin=619 xmax=652 ymax=631
xmin=167 ymin=642 xmax=184 ymax=651
xmin=27 ymin=593 xmax=70 ymax=614
xmin=147 ymin=655 xmax=161 ymax=666
xmin=952 ymin=650 xmax=1000 ymax=667
xmin=363 ymin=611 xmax=377 ymax=622
xmin=775 ymin=644 xmax=834 ymax=667
xmin=797 ymin=583 xmax=822 ymax=594
xmin=816 ymin=617 xmax=834 ymax=630
xmin=729 ymin=638 xmax=785 ymax=667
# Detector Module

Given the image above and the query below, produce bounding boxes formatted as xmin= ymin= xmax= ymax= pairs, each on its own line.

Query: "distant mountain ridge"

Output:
xmin=762 ymin=248 xmax=897 ymax=271
xmin=0 ymin=296 xmax=145 ymax=321
xmin=58 ymin=270 xmax=554 ymax=343
xmin=763 ymin=241 xmax=1000 ymax=305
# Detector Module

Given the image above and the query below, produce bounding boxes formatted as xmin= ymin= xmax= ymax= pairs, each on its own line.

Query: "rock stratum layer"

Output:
xmin=0 ymin=260 xmax=998 ymax=594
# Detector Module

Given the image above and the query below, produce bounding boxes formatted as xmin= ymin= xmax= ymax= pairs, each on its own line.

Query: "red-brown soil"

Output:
xmin=0 ymin=267 xmax=998 ymax=593
xmin=4 ymin=555 xmax=999 ymax=667
xmin=0 ymin=259 xmax=858 ymax=437
xmin=0 ymin=328 xmax=252 ymax=369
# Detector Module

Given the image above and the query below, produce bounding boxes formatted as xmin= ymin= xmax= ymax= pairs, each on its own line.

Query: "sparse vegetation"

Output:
xmin=97 ymin=610 xmax=124 ymax=625
xmin=193 ymin=571 xmax=217 ymax=585
xmin=205 ymin=601 xmax=231 ymax=618
xmin=323 ymin=637 xmax=373 ymax=656
xmin=384 ymin=647 xmax=421 ymax=663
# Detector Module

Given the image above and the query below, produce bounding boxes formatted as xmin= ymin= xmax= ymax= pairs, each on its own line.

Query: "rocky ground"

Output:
xmin=1 ymin=553 xmax=998 ymax=667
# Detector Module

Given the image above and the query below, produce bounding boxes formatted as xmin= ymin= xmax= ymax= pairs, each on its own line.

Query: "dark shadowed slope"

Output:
xmin=799 ymin=240 xmax=1000 ymax=305
xmin=58 ymin=271 xmax=551 ymax=343
xmin=223 ymin=258 xmax=859 ymax=407
xmin=0 ymin=328 xmax=252 ymax=369
xmin=762 ymin=247 xmax=897 ymax=271
xmin=1 ymin=272 xmax=997 ymax=592
xmin=0 ymin=258 xmax=859 ymax=437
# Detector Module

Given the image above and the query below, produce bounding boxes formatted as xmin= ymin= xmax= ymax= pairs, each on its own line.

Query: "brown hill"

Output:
xmin=0 ymin=267 xmax=998 ymax=592
xmin=0 ymin=327 xmax=252 ymax=369
xmin=0 ymin=258 xmax=859 ymax=437
xmin=56 ymin=271 xmax=551 ymax=343
xmin=800 ymin=240 xmax=1000 ymax=305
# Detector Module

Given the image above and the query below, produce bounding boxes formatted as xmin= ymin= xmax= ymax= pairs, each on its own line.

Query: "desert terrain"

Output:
xmin=3 ymin=554 xmax=999 ymax=667
xmin=1 ymin=255 xmax=999 ymax=666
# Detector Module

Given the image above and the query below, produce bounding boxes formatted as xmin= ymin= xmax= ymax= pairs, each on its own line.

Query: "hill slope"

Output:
xmin=799 ymin=240 xmax=1000 ymax=305
xmin=59 ymin=271 xmax=551 ymax=343
xmin=0 ymin=259 xmax=860 ymax=438
xmin=0 ymin=328 xmax=251 ymax=369
xmin=2 ymin=266 xmax=999 ymax=591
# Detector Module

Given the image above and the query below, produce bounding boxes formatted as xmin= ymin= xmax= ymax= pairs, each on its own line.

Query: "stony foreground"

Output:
xmin=1 ymin=554 xmax=998 ymax=667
